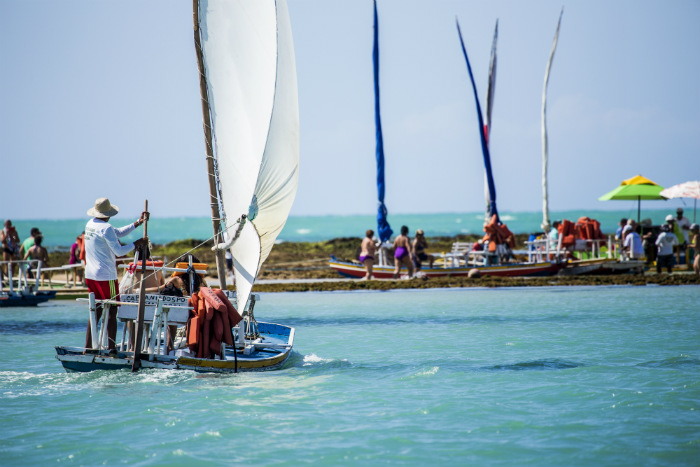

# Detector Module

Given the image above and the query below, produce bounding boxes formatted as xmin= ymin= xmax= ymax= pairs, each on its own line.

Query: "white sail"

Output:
xmin=197 ymin=0 xmax=299 ymax=311
xmin=541 ymin=8 xmax=563 ymax=232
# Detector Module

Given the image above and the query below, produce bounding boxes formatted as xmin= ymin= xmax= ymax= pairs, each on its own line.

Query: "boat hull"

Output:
xmin=559 ymin=258 xmax=645 ymax=276
xmin=55 ymin=321 xmax=294 ymax=373
xmin=329 ymin=258 xmax=561 ymax=278
xmin=0 ymin=290 xmax=56 ymax=307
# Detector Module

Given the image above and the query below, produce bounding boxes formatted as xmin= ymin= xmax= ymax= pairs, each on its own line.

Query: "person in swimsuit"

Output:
xmin=359 ymin=229 xmax=377 ymax=280
xmin=393 ymin=225 xmax=414 ymax=279
xmin=24 ymin=235 xmax=51 ymax=287
xmin=412 ymin=229 xmax=434 ymax=270
xmin=1 ymin=219 xmax=21 ymax=280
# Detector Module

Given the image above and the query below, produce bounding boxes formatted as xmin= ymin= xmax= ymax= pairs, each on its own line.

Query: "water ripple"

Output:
xmin=636 ymin=356 xmax=700 ymax=369
xmin=0 ymin=320 xmax=84 ymax=335
xmin=483 ymin=359 xmax=582 ymax=372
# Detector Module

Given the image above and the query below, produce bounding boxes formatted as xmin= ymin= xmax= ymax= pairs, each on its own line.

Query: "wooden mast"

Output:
xmin=131 ymin=200 xmax=148 ymax=372
xmin=193 ymin=0 xmax=227 ymax=290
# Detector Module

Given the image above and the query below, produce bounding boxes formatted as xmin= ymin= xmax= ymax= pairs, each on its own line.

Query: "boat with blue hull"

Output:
xmin=55 ymin=290 xmax=294 ymax=373
xmin=0 ymin=290 xmax=55 ymax=307
xmin=55 ymin=0 xmax=300 ymax=374
xmin=1 ymin=260 xmax=56 ymax=307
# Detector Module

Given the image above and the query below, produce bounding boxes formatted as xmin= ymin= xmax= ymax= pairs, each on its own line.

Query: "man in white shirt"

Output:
xmin=655 ymin=224 xmax=678 ymax=273
xmin=84 ymin=197 xmax=149 ymax=351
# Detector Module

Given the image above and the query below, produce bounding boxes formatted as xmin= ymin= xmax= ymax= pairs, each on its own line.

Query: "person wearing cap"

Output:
xmin=622 ymin=224 xmax=644 ymax=260
xmin=83 ymin=197 xmax=149 ymax=351
xmin=655 ymin=223 xmax=678 ymax=273
xmin=675 ymin=208 xmax=690 ymax=244
xmin=412 ymin=229 xmax=434 ymax=270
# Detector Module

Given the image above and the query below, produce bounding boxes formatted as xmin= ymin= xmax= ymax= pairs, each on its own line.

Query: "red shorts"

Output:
xmin=86 ymin=279 xmax=120 ymax=302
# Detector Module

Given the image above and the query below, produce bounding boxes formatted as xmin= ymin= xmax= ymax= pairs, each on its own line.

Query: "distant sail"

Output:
xmin=541 ymin=8 xmax=563 ymax=232
xmin=373 ymin=0 xmax=393 ymax=242
xmin=196 ymin=0 xmax=299 ymax=311
xmin=456 ymin=19 xmax=499 ymax=222
xmin=484 ymin=20 xmax=498 ymax=220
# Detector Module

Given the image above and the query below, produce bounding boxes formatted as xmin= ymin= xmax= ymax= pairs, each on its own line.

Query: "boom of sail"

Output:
xmin=195 ymin=0 xmax=299 ymax=312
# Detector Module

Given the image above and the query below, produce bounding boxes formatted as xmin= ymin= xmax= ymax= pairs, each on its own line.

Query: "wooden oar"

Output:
xmin=132 ymin=200 xmax=148 ymax=372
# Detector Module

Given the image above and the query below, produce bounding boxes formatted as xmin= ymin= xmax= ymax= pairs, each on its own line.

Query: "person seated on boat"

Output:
xmin=655 ymin=224 xmax=678 ymax=273
xmin=160 ymin=256 xmax=209 ymax=352
xmin=125 ymin=245 xmax=166 ymax=294
xmin=412 ymin=229 xmax=434 ymax=270
xmin=162 ymin=255 xmax=208 ymax=297
xmin=23 ymin=235 xmax=51 ymax=287
xmin=622 ymin=224 xmax=644 ymax=260
xmin=359 ymin=229 xmax=377 ymax=280
xmin=392 ymin=225 xmax=414 ymax=279
xmin=1 ymin=219 xmax=21 ymax=280
xmin=83 ymin=197 xmax=149 ymax=351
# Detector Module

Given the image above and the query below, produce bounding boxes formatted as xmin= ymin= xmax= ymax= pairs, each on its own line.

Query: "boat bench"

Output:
xmin=115 ymin=294 xmax=191 ymax=356
xmin=436 ymin=242 xmax=473 ymax=268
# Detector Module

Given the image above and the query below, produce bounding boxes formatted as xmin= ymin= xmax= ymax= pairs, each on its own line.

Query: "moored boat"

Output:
xmin=0 ymin=260 xmax=56 ymax=307
xmin=330 ymin=255 xmax=561 ymax=279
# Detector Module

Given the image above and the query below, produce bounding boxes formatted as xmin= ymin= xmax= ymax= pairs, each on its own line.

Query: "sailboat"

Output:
xmin=55 ymin=0 xmax=298 ymax=372
xmin=330 ymin=7 xmax=560 ymax=279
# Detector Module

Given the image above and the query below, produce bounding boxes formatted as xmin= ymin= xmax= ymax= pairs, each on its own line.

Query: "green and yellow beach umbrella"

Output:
xmin=598 ymin=175 xmax=666 ymax=223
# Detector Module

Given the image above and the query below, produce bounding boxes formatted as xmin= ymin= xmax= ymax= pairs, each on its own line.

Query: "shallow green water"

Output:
xmin=1 ymin=286 xmax=698 ymax=466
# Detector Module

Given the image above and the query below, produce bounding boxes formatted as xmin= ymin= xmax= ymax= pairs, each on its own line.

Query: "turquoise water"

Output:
xmin=9 ymin=208 xmax=694 ymax=249
xmin=1 ymin=286 xmax=698 ymax=466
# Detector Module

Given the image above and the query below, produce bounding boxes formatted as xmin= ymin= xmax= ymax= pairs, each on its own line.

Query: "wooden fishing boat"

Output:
xmin=55 ymin=0 xmax=299 ymax=373
xmin=330 ymin=255 xmax=561 ymax=278
xmin=56 ymin=289 xmax=294 ymax=373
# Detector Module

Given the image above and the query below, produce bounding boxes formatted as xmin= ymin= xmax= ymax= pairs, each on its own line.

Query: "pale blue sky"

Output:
xmin=1 ymin=0 xmax=698 ymax=220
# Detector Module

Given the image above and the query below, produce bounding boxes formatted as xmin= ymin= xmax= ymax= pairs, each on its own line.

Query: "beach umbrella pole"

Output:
xmin=637 ymin=196 xmax=641 ymax=224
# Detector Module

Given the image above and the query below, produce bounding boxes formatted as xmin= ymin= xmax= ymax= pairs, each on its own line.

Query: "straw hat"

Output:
xmin=87 ymin=198 xmax=119 ymax=218
xmin=416 ymin=229 xmax=424 ymax=235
